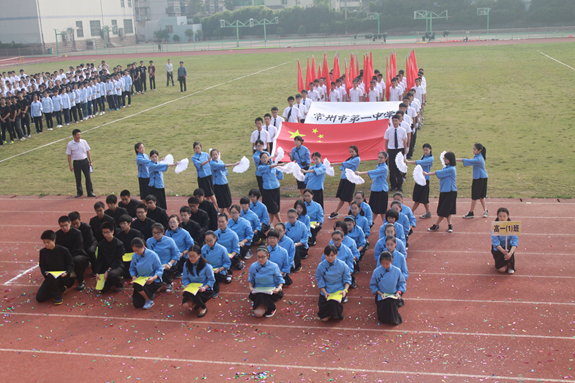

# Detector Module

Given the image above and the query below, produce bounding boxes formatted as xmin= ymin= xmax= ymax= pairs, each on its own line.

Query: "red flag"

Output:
xmin=332 ymin=54 xmax=340 ymax=81
xmin=356 ymin=54 xmax=360 ymax=78
xmin=363 ymin=55 xmax=369 ymax=98
xmin=297 ymin=60 xmax=304 ymax=93
xmin=311 ymin=56 xmax=317 ymax=84
xmin=344 ymin=59 xmax=351 ymax=97
xmin=350 ymin=53 xmax=356 ymax=80
xmin=405 ymin=56 xmax=411 ymax=90
xmin=411 ymin=50 xmax=419 ymax=77
xmin=306 ymin=58 xmax=312 ymax=90
xmin=317 ymin=64 xmax=322 ymax=82
xmin=385 ymin=56 xmax=391 ymax=101
xmin=275 ymin=121 xmax=388 ymax=162
xmin=322 ymin=53 xmax=330 ymax=98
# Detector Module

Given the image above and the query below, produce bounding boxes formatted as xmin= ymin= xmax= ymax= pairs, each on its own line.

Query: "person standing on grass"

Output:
xmin=166 ymin=59 xmax=174 ymax=86
xmin=491 ymin=207 xmax=517 ymax=274
xmin=458 ymin=143 xmax=488 ymax=219
xmin=30 ymin=94 xmax=43 ymax=134
xmin=405 ymin=143 xmax=434 ymax=219
xmin=148 ymin=60 xmax=156 ymax=90
xmin=424 ymin=151 xmax=457 ymax=233
xmin=178 ymin=61 xmax=187 ymax=92
xmin=66 ymin=129 xmax=95 ymax=198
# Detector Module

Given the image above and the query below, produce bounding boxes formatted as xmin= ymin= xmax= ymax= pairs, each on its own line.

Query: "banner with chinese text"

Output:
xmin=305 ymin=101 xmax=400 ymax=124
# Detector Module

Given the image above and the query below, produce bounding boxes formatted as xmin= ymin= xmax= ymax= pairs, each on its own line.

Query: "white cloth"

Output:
xmin=66 ymin=139 xmax=91 ymax=160
xmin=295 ymin=102 xmax=308 ymax=118
xmin=389 ymin=86 xmax=402 ymax=102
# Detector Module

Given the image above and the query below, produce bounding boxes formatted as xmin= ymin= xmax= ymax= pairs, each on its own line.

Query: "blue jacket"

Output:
xmin=30 ymin=101 xmax=43 ymax=117
xmin=368 ymin=162 xmax=388 ymax=192
xmin=285 ymin=220 xmax=309 ymax=249
xmin=201 ymin=243 xmax=231 ymax=273
xmin=51 ymin=95 xmax=62 ymax=111
xmin=381 ymin=220 xmax=407 ymax=242
xmin=304 ymin=163 xmax=326 ymax=190
xmin=436 ymin=165 xmax=457 ymax=192
xmin=329 ymin=237 xmax=360 ymax=261
xmin=192 ymin=152 xmax=212 ymax=178
xmin=240 ymin=209 xmax=262 ymax=232
xmin=339 ymin=156 xmax=361 ymax=180
xmin=401 ymin=204 xmax=417 ymax=227
xmin=290 ymin=145 xmax=311 ymax=168
xmin=463 ymin=153 xmax=488 ymax=179
xmin=182 ymin=261 xmax=215 ymax=288
xmin=416 ymin=154 xmax=434 ymax=180
xmin=61 ymin=94 xmax=71 ymax=109
xmin=166 ymin=227 xmax=194 ymax=254
xmin=491 ymin=234 xmax=518 ymax=251
xmin=278 ymin=235 xmax=296 ymax=266
xmin=370 ymin=265 xmax=406 ymax=299
xmin=360 ymin=201 xmax=373 ymax=226
xmin=253 ymin=150 xmax=270 ymax=177
xmin=210 ymin=159 xmax=228 ymax=185
xmin=378 ymin=248 xmax=409 ymax=280
xmin=249 ymin=201 xmax=269 ymax=226
xmin=267 ymin=244 xmax=291 ymax=274
xmin=321 ymin=243 xmax=354 ymax=271
xmin=305 ymin=200 xmax=324 ymax=224
xmin=297 ymin=214 xmax=311 ymax=238
xmin=129 ymin=248 xmax=163 ymax=283
xmin=136 ymin=153 xmax=151 ymax=178
xmin=148 ymin=161 xmax=168 ymax=188
xmin=146 ymin=235 xmax=179 ymax=264
xmin=249 ymin=260 xmax=285 ymax=288
xmin=315 ymin=259 xmax=352 ymax=296
xmin=374 ymin=237 xmax=407 ymax=261
xmin=228 ymin=217 xmax=254 ymax=245
xmin=350 ymin=213 xmax=370 ymax=237
xmin=215 ymin=228 xmax=239 ymax=255
xmin=41 ymin=97 xmax=53 ymax=113
xmin=259 ymin=164 xmax=281 ymax=190
xmin=347 ymin=225 xmax=366 ymax=248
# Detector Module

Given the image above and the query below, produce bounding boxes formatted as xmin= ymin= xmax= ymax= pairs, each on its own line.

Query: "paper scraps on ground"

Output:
xmin=184 ymin=283 xmax=203 ymax=295
xmin=278 ymin=162 xmax=305 ymax=182
xmin=175 ymin=158 xmax=189 ymax=174
xmin=159 ymin=154 xmax=174 ymax=165
xmin=413 ymin=165 xmax=426 ymax=186
xmin=440 ymin=151 xmax=446 ymax=167
xmin=95 ymin=274 xmax=106 ymax=290
xmin=323 ymin=158 xmax=335 ymax=177
xmin=396 ymin=152 xmax=407 ymax=173
xmin=345 ymin=168 xmax=365 ymax=184
xmin=132 ymin=276 xmax=149 ymax=286
xmin=233 ymin=156 xmax=250 ymax=173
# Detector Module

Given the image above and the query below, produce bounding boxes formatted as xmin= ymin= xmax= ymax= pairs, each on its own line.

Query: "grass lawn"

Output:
xmin=0 ymin=42 xmax=573 ymax=199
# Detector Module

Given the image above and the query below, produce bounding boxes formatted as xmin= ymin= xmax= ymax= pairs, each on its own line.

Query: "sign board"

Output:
xmin=491 ymin=221 xmax=521 ymax=236
xmin=305 ymin=101 xmax=400 ymax=124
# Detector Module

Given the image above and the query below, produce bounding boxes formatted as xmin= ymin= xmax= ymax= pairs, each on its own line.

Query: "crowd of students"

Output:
xmin=0 ymin=60 xmax=157 ymax=146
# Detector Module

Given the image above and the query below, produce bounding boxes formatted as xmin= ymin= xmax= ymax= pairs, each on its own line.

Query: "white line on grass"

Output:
xmin=0 ymin=59 xmax=294 ymax=165
xmin=538 ymin=51 xmax=575 ymax=71
xmin=0 ymin=349 xmax=572 ymax=382
xmin=4 ymin=265 xmax=38 ymax=284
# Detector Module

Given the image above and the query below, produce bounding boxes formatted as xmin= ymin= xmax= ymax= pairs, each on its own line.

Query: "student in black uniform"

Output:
xmin=119 ymin=189 xmax=142 ymax=219
xmin=37 ymin=230 xmax=75 ymax=305
xmin=180 ymin=206 xmax=204 ymax=246
xmin=194 ymin=188 xmax=218 ymax=231
xmin=188 ymin=197 xmax=210 ymax=233
xmin=117 ymin=214 xmax=145 ymax=279
xmin=95 ymin=221 xmax=125 ymax=293
xmin=89 ymin=202 xmax=116 ymax=243
xmin=145 ymin=195 xmax=169 ymax=230
xmin=69 ymin=211 xmax=97 ymax=270
xmin=56 ymin=215 xmax=90 ymax=290
xmin=131 ymin=203 xmax=156 ymax=240
xmin=105 ymin=194 xmax=129 ymax=228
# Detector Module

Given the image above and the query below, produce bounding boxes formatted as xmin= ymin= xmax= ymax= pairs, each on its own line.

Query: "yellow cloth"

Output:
xmin=183 ymin=283 xmax=203 ymax=295
xmin=122 ymin=252 xmax=134 ymax=262
xmin=95 ymin=274 xmax=106 ymax=290
xmin=132 ymin=276 xmax=149 ymax=286
xmin=327 ymin=290 xmax=344 ymax=302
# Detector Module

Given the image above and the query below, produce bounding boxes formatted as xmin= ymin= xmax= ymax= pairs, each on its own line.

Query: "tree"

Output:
xmin=320 ymin=23 xmax=331 ymax=34
xmin=224 ymin=0 xmax=235 ymax=11
xmin=185 ymin=28 xmax=195 ymax=41
xmin=195 ymin=30 xmax=204 ymax=41
xmin=312 ymin=0 xmax=330 ymax=7
xmin=172 ymin=34 xmax=180 ymax=42
xmin=153 ymin=29 xmax=170 ymax=43
xmin=192 ymin=15 xmax=201 ymax=23
xmin=186 ymin=0 xmax=205 ymax=17
xmin=297 ymin=25 xmax=306 ymax=35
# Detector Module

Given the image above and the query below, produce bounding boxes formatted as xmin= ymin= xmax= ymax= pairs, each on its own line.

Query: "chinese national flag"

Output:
xmin=322 ymin=53 xmax=330 ymax=98
xmin=297 ymin=60 xmax=304 ymax=93
xmin=274 ymin=121 xmax=388 ymax=162
xmin=306 ymin=58 xmax=312 ymax=89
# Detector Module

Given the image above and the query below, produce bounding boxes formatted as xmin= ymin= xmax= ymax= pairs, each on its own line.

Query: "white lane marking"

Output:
xmin=4 ymin=265 xmax=38 ymax=284
xmin=538 ymin=50 xmax=575 ymax=71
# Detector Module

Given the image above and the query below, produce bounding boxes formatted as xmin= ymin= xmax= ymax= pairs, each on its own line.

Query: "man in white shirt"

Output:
xmin=389 ymin=78 xmax=402 ymax=102
xmin=307 ymin=83 xmax=319 ymax=102
xmin=313 ymin=79 xmax=324 ymax=101
xmin=66 ymin=129 xmax=95 ymax=198
xmin=376 ymin=74 xmax=385 ymax=101
xmin=367 ymin=80 xmax=379 ymax=102
xmin=384 ymin=115 xmax=408 ymax=192
xmin=328 ymin=82 xmax=340 ymax=102
xmin=282 ymin=96 xmax=302 ymax=123
xmin=300 ymin=91 xmax=312 ymax=111
xmin=165 ymin=59 xmax=174 ymax=86
xmin=250 ymin=117 xmax=270 ymax=153
xmin=270 ymin=107 xmax=284 ymax=129
xmin=263 ymin=113 xmax=278 ymax=152
xmin=295 ymin=94 xmax=308 ymax=122
xmin=349 ymin=79 xmax=363 ymax=102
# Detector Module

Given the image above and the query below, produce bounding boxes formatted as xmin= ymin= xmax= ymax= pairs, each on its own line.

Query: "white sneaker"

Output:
xmin=483 ymin=210 xmax=488 ymax=218
xmin=165 ymin=283 xmax=173 ymax=293
xmin=507 ymin=268 xmax=515 ymax=274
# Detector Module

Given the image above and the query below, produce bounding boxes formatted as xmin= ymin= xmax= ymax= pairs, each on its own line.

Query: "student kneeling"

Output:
xmin=181 ymin=245 xmax=215 ymax=318
xmin=36 ymin=230 xmax=75 ymax=305
xmin=95 ymin=221 xmax=126 ymax=293
xmin=370 ymin=251 xmax=406 ymax=325
xmin=248 ymin=247 xmax=284 ymax=318
xmin=315 ymin=245 xmax=352 ymax=322
xmin=130 ymin=238 xmax=163 ymax=309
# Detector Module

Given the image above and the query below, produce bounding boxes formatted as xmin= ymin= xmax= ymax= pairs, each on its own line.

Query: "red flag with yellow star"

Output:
xmin=274 ymin=121 xmax=388 ymax=162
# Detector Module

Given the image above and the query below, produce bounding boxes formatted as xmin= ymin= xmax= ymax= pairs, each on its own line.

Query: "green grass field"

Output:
xmin=1 ymin=41 xmax=574 ymax=199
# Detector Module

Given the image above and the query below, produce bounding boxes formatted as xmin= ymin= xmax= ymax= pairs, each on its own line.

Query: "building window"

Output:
xmin=165 ymin=25 xmax=173 ymax=33
xmin=128 ymin=0 xmax=132 ymax=6
xmin=123 ymin=19 xmax=134 ymax=34
xmin=76 ymin=21 xmax=84 ymax=38
xmin=121 ymin=0 xmax=125 ymax=7
xmin=90 ymin=20 xmax=101 ymax=37
xmin=111 ymin=20 xmax=118 ymax=34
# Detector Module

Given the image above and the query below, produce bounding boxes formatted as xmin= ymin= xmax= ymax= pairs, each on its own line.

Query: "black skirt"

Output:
xmin=197 ymin=176 xmax=215 ymax=197
xmin=471 ymin=178 xmax=488 ymax=200
xmin=249 ymin=290 xmax=284 ymax=311
xmin=375 ymin=296 xmax=404 ymax=325
xmin=256 ymin=175 xmax=263 ymax=191
xmin=318 ymin=293 xmax=344 ymax=320
xmin=369 ymin=190 xmax=388 ymax=214
xmin=138 ymin=177 xmax=150 ymax=200
xmin=437 ymin=191 xmax=457 ymax=218
xmin=412 ymin=180 xmax=430 ymax=204
xmin=336 ymin=179 xmax=355 ymax=203
xmin=262 ymin=187 xmax=280 ymax=214
xmin=491 ymin=244 xmax=516 ymax=270
xmin=150 ymin=186 xmax=167 ymax=210
xmin=296 ymin=180 xmax=307 ymax=190
xmin=182 ymin=289 xmax=214 ymax=309
xmin=214 ymin=184 xmax=232 ymax=210
xmin=312 ymin=189 xmax=324 ymax=209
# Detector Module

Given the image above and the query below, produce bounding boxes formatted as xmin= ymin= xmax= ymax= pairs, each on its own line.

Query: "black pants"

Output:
xmin=1 ymin=120 xmax=15 ymax=142
xmin=407 ymin=127 xmax=417 ymax=158
xmin=293 ymin=246 xmax=308 ymax=270
xmin=150 ymin=186 xmax=167 ymax=210
xmin=76 ymin=104 xmax=83 ymax=120
xmin=309 ymin=224 xmax=322 ymax=245
xmin=387 ymin=148 xmax=404 ymax=189
xmin=54 ymin=110 xmax=63 ymax=126
xmin=73 ymin=254 xmax=90 ymax=284
xmin=167 ymin=72 xmax=174 ymax=86
xmin=107 ymin=95 xmax=115 ymax=110
xmin=161 ymin=265 xmax=176 ymax=285
xmin=142 ymin=76 xmax=147 ymax=92
xmin=138 ymin=177 xmax=150 ymax=200
xmin=33 ymin=116 xmax=43 ymax=133
xmin=123 ymin=91 xmax=131 ymax=106
xmin=213 ymin=272 xmax=229 ymax=294
xmin=249 ymin=290 xmax=284 ymax=312
xmin=73 ymin=158 xmax=93 ymax=196
xmin=134 ymin=79 xmax=141 ymax=93
xmin=101 ymin=266 xmax=124 ymax=292
xmin=21 ymin=114 xmax=31 ymax=135
xmin=150 ymin=76 xmax=156 ymax=90
xmin=36 ymin=275 xmax=71 ymax=302
xmin=63 ymin=109 xmax=71 ymax=124
xmin=44 ymin=112 xmax=53 ymax=129
xmin=183 ymin=290 xmax=214 ymax=309
xmin=133 ymin=281 xmax=161 ymax=308
xmin=178 ymin=76 xmax=186 ymax=91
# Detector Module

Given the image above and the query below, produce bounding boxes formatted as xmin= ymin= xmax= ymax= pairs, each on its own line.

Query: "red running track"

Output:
xmin=0 ymin=195 xmax=574 ymax=382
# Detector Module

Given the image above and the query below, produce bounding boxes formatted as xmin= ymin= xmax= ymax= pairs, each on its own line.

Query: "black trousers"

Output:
xmin=21 ymin=114 xmax=31 ymax=135
xmin=133 ymin=281 xmax=161 ymax=308
xmin=142 ymin=76 xmax=147 ymax=92
xmin=293 ymin=246 xmax=308 ymax=270
xmin=138 ymin=177 xmax=150 ymax=200
xmin=101 ymin=266 xmax=124 ymax=292
xmin=63 ymin=109 xmax=71 ymax=124
xmin=167 ymin=72 xmax=174 ymax=86
xmin=249 ymin=290 xmax=284 ymax=312
xmin=178 ymin=76 xmax=186 ymax=91
xmin=123 ymin=91 xmax=131 ymax=106
xmin=36 ymin=275 xmax=72 ymax=302
xmin=309 ymin=224 xmax=322 ymax=244
xmin=387 ymin=148 xmax=405 ymax=189
xmin=107 ymin=95 xmax=116 ymax=110
xmin=54 ymin=110 xmax=62 ymax=125
xmin=73 ymin=158 xmax=93 ymax=195
xmin=407 ymin=127 xmax=417 ymax=158
xmin=44 ymin=112 xmax=53 ymax=129
xmin=73 ymin=254 xmax=90 ymax=284
xmin=76 ymin=104 xmax=83 ymax=120
xmin=213 ymin=272 xmax=229 ymax=294
xmin=1 ymin=120 xmax=15 ymax=142
xmin=183 ymin=290 xmax=214 ymax=309
xmin=33 ymin=116 xmax=43 ymax=133
xmin=150 ymin=76 xmax=156 ymax=90
xmin=161 ymin=265 xmax=176 ymax=285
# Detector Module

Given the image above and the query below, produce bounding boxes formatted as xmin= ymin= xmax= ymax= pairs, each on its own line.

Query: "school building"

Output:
xmin=0 ymin=0 xmax=137 ymax=53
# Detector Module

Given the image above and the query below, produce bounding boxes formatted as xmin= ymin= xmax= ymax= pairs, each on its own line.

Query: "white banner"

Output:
xmin=305 ymin=101 xmax=401 ymax=124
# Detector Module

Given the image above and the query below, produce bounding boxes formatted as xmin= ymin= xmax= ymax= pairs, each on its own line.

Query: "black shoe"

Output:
xmin=350 ymin=280 xmax=358 ymax=289
xmin=301 ymin=253 xmax=308 ymax=260
xmin=428 ymin=224 xmax=440 ymax=232
xmin=264 ymin=309 xmax=275 ymax=318
xmin=462 ymin=212 xmax=474 ymax=219
xmin=198 ymin=307 xmax=208 ymax=318
xmin=75 ymin=282 xmax=86 ymax=291
xmin=397 ymin=187 xmax=403 ymax=192
xmin=113 ymin=287 xmax=123 ymax=293
xmin=54 ymin=298 xmax=63 ymax=305
xmin=87 ymin=193 xmax=97 ymax=197
xmin=447 ymin=225 xmax=453 ymax=233
xmin=328 ymin=212 xmax=339 ymax=220
xmin=308 ymin=240 xmax=317 ymax=247
xmin=388 ymin=188 xmax=396 ymax=193
xmin=293 ymin=265 xmax=302 ymax=273
xmin=74 ymin=194 xmax=83 ymax=198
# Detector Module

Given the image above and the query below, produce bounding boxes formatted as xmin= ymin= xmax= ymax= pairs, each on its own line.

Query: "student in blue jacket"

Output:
xmin=275 ymin=222 xmax=296 ymax=271
xmin=191 ymin=142 xmax=218 ymax=209
xmin=201 ymin=231 xmax=232 ymax=296
xmin=252 ymin=139 xmax=269 ymax=192
xmin=405 ymin=143 xmax=434 ymax=219
xmin=207 ymin=149 xmax=240 ymax=215
xmin=228 ymin=204 xmax=254 ymax=260
xmin=258 ymin=152 xmax=284 ymax=225
xmin=267 ymin=229 xmax=292 ymax=286
xmin=240 ymin=196 xmax=262 ymax=244
xmin=349 ymin=202 xmax=370 ymax=240
xmin=353 ymin=191 xmax=374 ymax=227
xmin=294 ymin=199 xmax=311 ymax=241
xmin=166 ymin=214 xmax=194 ymax=278
xmin=344 ymin=216 xmax=366 ymax=261
xmin=148 ymin=150 xmax=179 ymax=210
xmin=248 ymin=247 xmax=285 ymax=318
xmin=302 ymin=151 xmax=326 ymax=208
xmin=130 ymin=237 xmax=163 ymax=310
xmin=491 ymin=207 xmax=518 ymax=274
xmin=355 ymin=151 xmax=388 ymax=224
xmin=303 ymin=189 xmax=324 ymax=247
xmin=287 ymin=135 xmax=311 ymax=195
xmin=393 ymin=193 xmax=417 ymax=234
xmin=326 ymin=231 xmax=355 ymax=289
xmin=424 ymin=151 xmax=457 ymax=233
xmin=146 ymin=223 xmax=180 ymax=293
xmin=383 ymin=236 xmax=409 ymax=281
xmin=374 ymin=223 xmax=407 ymax=261
xmin=380 ymin=209 xmax=406 ymax=244
xmin=315 ymin=245 xmax=352 ymax=322
xmin=329 ymin=145 xmax=361 ymax=220
xmin=285 ymin=208 xmax=309 ymax=272
xmin=370 ymin=251 xmax=406 ymax=325
xmin=390 ymin=201 xmax=412 ymax=247
xmin=181 ymin=245 xmax=215 ymax=317
xmin=215 ymin=213 xmax=244 ymax=271
xmin=134 ymin=142 xmax=151 ymax=199
xmin=249 ymin=189 xmax=270 ymax=244
xmin=458 ymin=143 xmax=488 ymax=219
